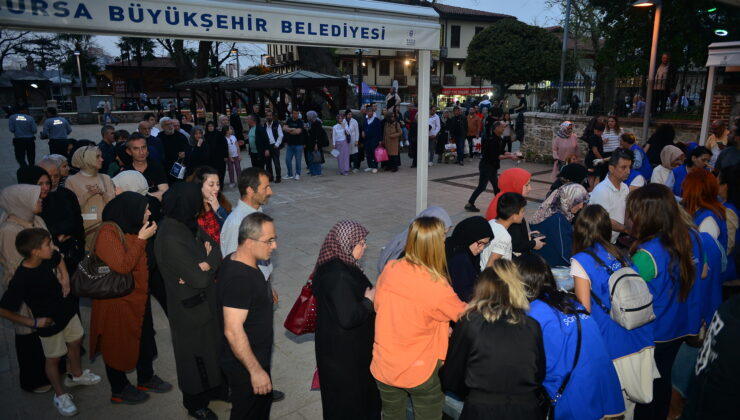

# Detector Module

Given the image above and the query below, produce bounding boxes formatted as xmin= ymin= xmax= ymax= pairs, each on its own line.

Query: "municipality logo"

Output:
xmin=408 ymin=30 xmax=415 ymax=38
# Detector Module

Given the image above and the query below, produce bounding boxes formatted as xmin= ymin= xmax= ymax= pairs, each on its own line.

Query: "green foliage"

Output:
xmin=465 ymin=19 xmax=561 ymax=91
xmin=117 ymin=37 xmax=156 ymax=65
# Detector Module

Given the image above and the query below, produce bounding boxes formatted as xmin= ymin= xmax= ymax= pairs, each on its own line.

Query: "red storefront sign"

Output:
xmin=440 ymin=87 xmax=494 ymax=95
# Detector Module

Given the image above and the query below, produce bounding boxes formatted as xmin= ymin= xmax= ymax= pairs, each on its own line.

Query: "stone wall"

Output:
xmin=519 ymin=112 xmax=702 ymax=163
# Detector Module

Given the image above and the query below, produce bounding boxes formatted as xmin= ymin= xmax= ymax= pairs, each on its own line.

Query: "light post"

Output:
xmin=355 ymin=49 xmax=368 ymax=109
xmin=557 ymin=0 xmax=572 ymax=113
xmin=230 ymin=48 xmax=240 ymax=76
xmin=633 ymin=0 xmax=662 ymax=143
xmin=73 ymin=50 xmax=86 ymax=96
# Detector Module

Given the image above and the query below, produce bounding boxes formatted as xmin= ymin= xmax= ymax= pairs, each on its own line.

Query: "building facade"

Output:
xmin=265 ymin=3 xmax=514 ymax=107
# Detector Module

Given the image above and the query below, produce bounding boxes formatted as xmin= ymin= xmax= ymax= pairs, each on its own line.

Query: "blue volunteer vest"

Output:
xmin=687 ymin=233 xmax=725 ymax=333
xmin=672 ymin=165 xmax=688 ymax=197
xmin=631 ymin=144 xmax=653 ymax=180
xmin=694 ymin=208 xmax=729 ymax=255
xmin=528 ymin=299 xmax=625 ymax=420
xmin=572 ymin=244 xmax=654 ymax=359
xmin=637 ymin=233 xmax=703 ymax=342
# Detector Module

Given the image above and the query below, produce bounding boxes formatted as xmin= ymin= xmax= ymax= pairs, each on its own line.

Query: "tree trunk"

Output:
xmin=195 ymin=41 xmax=212 ymax=78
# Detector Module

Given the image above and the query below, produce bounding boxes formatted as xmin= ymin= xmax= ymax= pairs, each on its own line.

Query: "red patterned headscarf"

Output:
xmin=312 ymin=220 xmax=369 ymax=276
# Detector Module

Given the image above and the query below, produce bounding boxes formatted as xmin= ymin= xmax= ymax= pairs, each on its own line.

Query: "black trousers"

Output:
xmin=264 ymin=146 xmax=281 ymax=180
xmin=468 ymin=161 xmax=499 ymax=205
xmin=503 ymin=135 xmax=512 ymax=153
xmin=183 ymin=390 xmax=213 ymax=412
xmin=104 ymin=297 xmax=157 ymax=393
xmin=223 ymin=361 xmax=272 ymax=420
xmin=13 ymin=137 xmax=35 ymax=167
xmin=634 ymin=339 xmax=683 ymax=420
xmin=653 ymin=90 xmax=669 ymax=115
xmin=350 ymin=152 xmax=362 ymax=169
xmin=48 ymin=139 xmax=69 ymax=157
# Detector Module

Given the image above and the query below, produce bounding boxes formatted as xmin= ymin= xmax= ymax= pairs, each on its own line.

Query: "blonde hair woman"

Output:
xmin=64 ymin=146 xmax=115 ymax=249
xmin=371 ymin=217 xmax=466 ymax=420
xmin=440 ymin=260 xmax=546 ymax=420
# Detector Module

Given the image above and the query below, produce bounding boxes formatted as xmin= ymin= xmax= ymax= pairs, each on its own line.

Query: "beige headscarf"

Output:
xmin=113 ymin=170 xmax=149 ymax=195
xmin=660 ymin=145 xmax=683 ymax=169
xmin=71 ymin=145 xmax=101 ymax=174
xmin=0 ymin=184 xmax=45 ymax=225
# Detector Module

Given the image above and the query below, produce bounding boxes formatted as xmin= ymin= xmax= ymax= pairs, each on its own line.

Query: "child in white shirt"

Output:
xmin=479 ymin=192 xmax=531 ymax=270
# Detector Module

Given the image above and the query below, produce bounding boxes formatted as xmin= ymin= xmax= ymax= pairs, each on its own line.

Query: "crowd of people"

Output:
xmin=2 ymin=99 xmax=740 ymax=420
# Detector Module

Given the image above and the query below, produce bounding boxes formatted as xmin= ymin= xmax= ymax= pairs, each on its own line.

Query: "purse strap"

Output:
xmin=89 ymin=221 xmax=126 ymax=255
xmin=551 ymin=312 xmax=582 ymax=406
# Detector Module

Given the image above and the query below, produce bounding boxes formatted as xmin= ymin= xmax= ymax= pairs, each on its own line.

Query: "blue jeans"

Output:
xmin=285 ymin=145 xmax=303 ymax=176
xmin=365 ymin=142 xmax=378 ymax=169
xmin=306 ymin=149 xmax=322 ymax=175
xmin=455 ymin=137 xmax=466 ymax=163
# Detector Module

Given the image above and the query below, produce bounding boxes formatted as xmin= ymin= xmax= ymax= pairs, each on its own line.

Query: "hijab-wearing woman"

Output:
xmin=376 ymin=206 xmax=453 ymax=273
xmin=517 ymin=254 xmax=624 ymax=420
xmin=91 ymin=192 xmax=171 ymax=404
xmin=441 ymin=260 xmax=545 ymax=420
xmin=0 ymin=185 xmax=60 ymax=392
xmin=644 ymin=124 xmax=676 ymax=166
xmin=204 ymin=121 xmax=228 ymax=185
xmin=626 ymin=184 xmax=704 ymax=420
xmin=372 ymin=217 xmax=466 ymax=419
xmin=571 ymin=205 xmax=656 ymax=419
xmin=65 ymin=145 xmax=115 ymax=249
xmin=486 ymin=168 xmax=543 ymax=256
xmin=547 ymin=163 xmax=588 ymax=197
xmin=43 ymin=154 xmax=71 ymax=187
xmin=672 ymin=145 xmax=711 ymax=197
xmin=313 ymin=220 xmax=381 ymax=420
xmin=552 ymin=121 xmax=580 ymax=180
xmin=305 ymin=110 xmax=328 ymax=176
xmin=445 ymin=216 xmax=494 ymax=302
xmin=382 ymin=111 xmax=403 ymax=172
xmin=650 ymin=145 xmax=683 ymax=188
xmin=190 ymin=166 xmax=231 ymax=244
xmin=113 ymin=170 xmax=163 ymax=223
xmin=530 ymin=183 xmax=589 ymax=267
xmin=154 ymin=182 xmax=223 ymax=419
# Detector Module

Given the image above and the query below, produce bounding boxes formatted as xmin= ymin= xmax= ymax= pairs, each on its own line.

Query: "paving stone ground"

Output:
xmin=0 ymin=120 xmax=553 ymax=419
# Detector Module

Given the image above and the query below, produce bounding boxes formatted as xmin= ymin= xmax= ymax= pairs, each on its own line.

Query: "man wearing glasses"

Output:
xmin=218 ymin=212 xmax=277 ymax=419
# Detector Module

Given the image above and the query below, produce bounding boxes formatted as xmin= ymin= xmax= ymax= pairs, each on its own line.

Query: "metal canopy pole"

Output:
xmin=556 ymin=0 xmax=572 ymax=111
xmin=416 ymin=50 xmax=431 ymax=214
xmin=699 ymin=66 xmax=716 ymax=145
xmin=641 ymin=3 xmax=661 ymax=143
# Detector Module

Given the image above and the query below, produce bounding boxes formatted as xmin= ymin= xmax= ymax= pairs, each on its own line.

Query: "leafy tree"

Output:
xmin=56 ymin=35 xmax=99 ymax=95
xmin=465 ymin=19 xmax=561 ymax=93
xmin=157 ymin=38 xmax=197 ymax=79
xmin=117 ymin=37 xmax=156 ymax=92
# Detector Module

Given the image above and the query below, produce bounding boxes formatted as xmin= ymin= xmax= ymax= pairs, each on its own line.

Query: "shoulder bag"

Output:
xmin=284 ymin=277 xmax=317 ymax=335
xmin=71 ymin=222 xmax=134 ymax=299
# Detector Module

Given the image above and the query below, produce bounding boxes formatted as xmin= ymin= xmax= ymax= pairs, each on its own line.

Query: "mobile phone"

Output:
xmin=531 ymin=233 xmax=545 ymax=239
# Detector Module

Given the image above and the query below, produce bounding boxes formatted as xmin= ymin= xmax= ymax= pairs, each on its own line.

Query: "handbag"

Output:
xmin=170 ymin=158 xmax=186 ymax=179
xmin=374 ymin=145 xmax=389 ymax=162
xmin=284 ymin=277 xmax=317 ymax=335
xmin=71 ymin=222 xmax=134 ymax=299
xmin=538 ymin=312 xmax=582 ymax=419
xmin=312 ymin=150 xmax=323 ymax=164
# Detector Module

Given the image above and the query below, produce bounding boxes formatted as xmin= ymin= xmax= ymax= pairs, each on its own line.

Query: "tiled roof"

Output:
xmin=433 ymin=3 xmax=515 ymax=20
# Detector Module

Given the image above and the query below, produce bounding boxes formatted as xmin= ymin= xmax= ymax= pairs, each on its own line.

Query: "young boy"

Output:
xmin=0 ymin=228 xmax=100 ymax=417
xmin=480 ymin=193 xmax=533 ymax=269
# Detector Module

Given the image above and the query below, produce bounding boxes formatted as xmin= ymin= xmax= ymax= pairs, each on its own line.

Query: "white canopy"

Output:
xmin=700 ymin=41 xmax=740 ymax=143
xmin=0 ymin=0 xmax=439 ymax=211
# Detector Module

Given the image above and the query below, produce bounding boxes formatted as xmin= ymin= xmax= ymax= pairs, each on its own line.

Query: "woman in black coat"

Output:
xmin=204 ymin=121 xmax=228 ymax=185
xmin=313 ymin=220 xmax=380 ymax=420
xmin=446 ymin=216 xmax=494 ymax=302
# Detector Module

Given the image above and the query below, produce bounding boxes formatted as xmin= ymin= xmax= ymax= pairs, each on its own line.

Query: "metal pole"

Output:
xmin=642 ymin=3 xmax=661 ymax=143
xmin=416 ymin=50 xmax=431 ymax=213
xmin=357 ymin=50 xmax=363 ymax=109
xmin=236 ymin=50 xmax=240 ymax=76
xmin=557 ymin=0 xmax=572 ymax=112
xmin=75 ymin=54 xmax=84 ymax=96
xmin=699 ymin=66 xmax=716 ymax=145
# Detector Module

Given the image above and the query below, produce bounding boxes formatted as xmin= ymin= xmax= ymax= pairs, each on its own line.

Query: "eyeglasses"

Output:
xmin=250 ymin=237 xmax=277 ymax=246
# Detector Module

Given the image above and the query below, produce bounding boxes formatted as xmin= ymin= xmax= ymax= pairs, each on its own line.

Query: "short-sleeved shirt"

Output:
xmin=284 ymin=118 xmax=305 ymax=146
xmin=217 ymin=257 xmax=274 ymax=369
xmin=585 ymin=134 xmax=604 ymax=168
xmin=589 ymin=178 xmax=629 ymax=243
xmin=124 ymin=160 xmax=167 ymax=193
xmin=0 ymin=252 xmax=77 ymax=337
xmin=479 ymin=220 xmax=512 ymax=270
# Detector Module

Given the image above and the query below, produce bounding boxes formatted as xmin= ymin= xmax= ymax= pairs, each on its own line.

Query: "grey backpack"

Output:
xmin=586 ymin=251 xmax=655 ymax=330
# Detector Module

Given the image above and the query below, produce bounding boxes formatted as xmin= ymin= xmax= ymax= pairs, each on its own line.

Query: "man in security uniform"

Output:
xmin=41 ymin=107 xmax=72 ymax=158
xmin=8 ymin=105 xmax=37 ymax=167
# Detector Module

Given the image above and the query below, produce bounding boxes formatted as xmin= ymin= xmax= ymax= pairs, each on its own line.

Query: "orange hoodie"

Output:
xmin=371 ymin=259 xmax=466 ymax=388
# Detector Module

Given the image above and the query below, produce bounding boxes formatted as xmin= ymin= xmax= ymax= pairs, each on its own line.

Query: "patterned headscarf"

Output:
xmin=530 ymin=183 xmax=589 ymax=225
xmin=312 ymin=220 xmax=369 ymax=276
xmin=556 ymin=121 xmax=573 ymax=139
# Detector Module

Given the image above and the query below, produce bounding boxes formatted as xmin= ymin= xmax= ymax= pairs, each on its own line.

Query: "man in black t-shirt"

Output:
xmin=125 ymin=134 xmax=169 ymax=200
xmin=218 ymin=212 xmax=276 ymax=419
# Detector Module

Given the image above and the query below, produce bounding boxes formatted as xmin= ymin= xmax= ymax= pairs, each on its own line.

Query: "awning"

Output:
xmin=441 ymin=87 xmax=494 ymax=95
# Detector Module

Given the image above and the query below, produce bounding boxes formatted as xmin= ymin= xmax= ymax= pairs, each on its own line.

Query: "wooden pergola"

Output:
xmin=174 ymin=70 xmax=348 ymax=122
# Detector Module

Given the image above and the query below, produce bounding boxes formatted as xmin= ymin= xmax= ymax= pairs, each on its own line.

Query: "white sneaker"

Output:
xmin=364 ymin=168 xmax=373 ymax=172
xmin=294 ymin=174 xmax=300 ymax=180
xmin=53 ymin=393 xmax=78 ymax=417
xmin=64 ymin=369 xmax=102 ymax=387
xmin=352 ymin=169 xmax=359 ymax=173
xmin=282 ymin=175 xmax=292 ymax=180
xmin=371 ymin=169 xmax=378 ymax=174
xmin=428 ymin=162 xmax=433 ymax=166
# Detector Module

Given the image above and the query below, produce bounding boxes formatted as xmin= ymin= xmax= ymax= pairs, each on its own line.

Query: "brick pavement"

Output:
xmin=0 ymin=120 xmax=552 ymax=419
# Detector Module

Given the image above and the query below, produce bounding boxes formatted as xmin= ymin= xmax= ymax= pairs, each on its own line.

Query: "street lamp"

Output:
xmin=355 ymin=49 xmax=369 ymax=109
xmin=230 ymin=48 xmax=240 ymax=76
xmin=73 ymin=50 xmax=86 ymax=96
xmin=632 ymin=0 xmax=662 ymax=143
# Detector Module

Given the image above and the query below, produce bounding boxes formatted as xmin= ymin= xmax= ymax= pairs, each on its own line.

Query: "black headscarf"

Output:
xmin=559 ymin=163 xmax=588 ymax=185
xmin=102 ymin=192 xmax=148 ymax=235
xmin=17 ymin=166 xmax=49 ymax=184
xmin=162 ymin=182 xmax=202 ymax=235
xmin=445 ymin=216 xmax=494 ymax=266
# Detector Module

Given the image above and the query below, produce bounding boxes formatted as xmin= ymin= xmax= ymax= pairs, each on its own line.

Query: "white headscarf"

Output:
xmin=112 ymin=170 xmax=149 ymax=195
